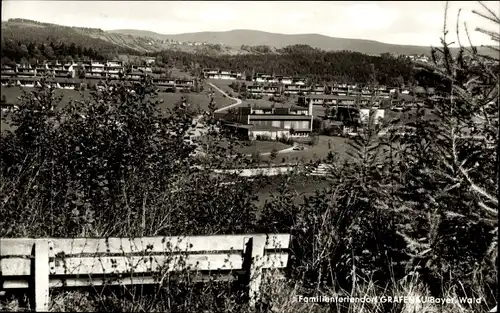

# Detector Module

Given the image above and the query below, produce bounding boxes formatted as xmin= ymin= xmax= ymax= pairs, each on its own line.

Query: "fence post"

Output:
xmin=34 ymin=239 xmax=49 ymax=312
xmin=247 ymin=235 xmax=266 ymax=308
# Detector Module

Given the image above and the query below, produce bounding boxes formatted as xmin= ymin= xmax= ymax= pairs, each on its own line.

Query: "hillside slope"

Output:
xmin=1 ymin=19 xmax=242 ymax=55
xmin=1 ymin=19 xmax=186 ymax=53
xmin=1 ymin=19 xmax=141 ymax=54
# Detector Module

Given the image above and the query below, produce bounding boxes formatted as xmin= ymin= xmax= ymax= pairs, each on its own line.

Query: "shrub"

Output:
xmin=269 ymin=148 xmax=278 ymax=161
xmin=277 ymin=136 xmax=294 ymax=145
xmin=255 ymin=134 xmax=272 ymax=141
xmin=0 ymin=77 xmax=259 ymax=238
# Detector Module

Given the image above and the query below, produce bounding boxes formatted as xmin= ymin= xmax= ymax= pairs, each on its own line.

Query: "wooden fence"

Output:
xmin=0 ymin=233 xmax=291 ymax=311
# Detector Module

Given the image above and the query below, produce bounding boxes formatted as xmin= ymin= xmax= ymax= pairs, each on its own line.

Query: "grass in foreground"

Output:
xmin=1 ymin=270 xmax=492 ymax=312
xmin=235 ymin=140 xmax=292 ymax=155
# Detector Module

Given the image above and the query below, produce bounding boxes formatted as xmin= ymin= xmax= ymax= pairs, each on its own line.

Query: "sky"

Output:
xmin=2 ymin=1 xmax=499 ymax=47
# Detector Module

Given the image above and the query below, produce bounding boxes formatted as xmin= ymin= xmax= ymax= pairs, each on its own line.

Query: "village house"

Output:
xmin=175 ymin=78 xmax=195 ymax=90
xmin=247 ymin=84 xmax=264 ymax=95
xmin=283 ymin=84 xmax=301 ymax=95
xmin=126 ymin=70 xmax=150 ymax=81
xmin=222 ymin=101 xmax=314 ymax=140
xmin=57 ymin=82 xmax=77 ymax=90
xmin=105 ymin=61 xmax=124 ymax=78
xmin=86 ymin=61 xmax=105 ymax=78
xmin=35 ymin=63 xmax=55 ymax=76
xmin=1 ymin=65 xmax=17 ymax=77
xmin=16 ymin=77 xmax=38 ymax=88
xmin=86 ymin=71 xmax=106 ymax=79
xmin=329 ymin=84 xmax=349 ymax=96
xmin=292 ymin=77 xmax=306 ymax=85
xmin=309 ymin=96 xmax=387 ymax=135
xmin=54 ymin=68 xmax=73 ymax=78
xmin=90 ymin=61 xmax=105 ymax=73
xmin=298 ymin=94 xmax=380 ymax=107
xmin=153 ymin=78 xmax=176 ymax=91
xmin=253 ymin=73 xmax=276 ymax=83
xmin=202 ymin=69 xmax=242 ymax=80
xmin=16 ymin=64 xmax=37 ymax=78
xmin=0 ymin=77 xmax=10 ymax=86
xmin=229 ymin=71 xmax=242 ymax=80
xmin=310 ymin=85 xmax=326 ymax=94
xmin=107 ymin=61 xmax=124 ymax=68
xmin=348 ymin=87 xmax=362 ymax=96
xmin=219 ymin=70 xmax=232 ymax=80
xmin=45 ymin=61 xmax=74 ymax=78
xmin=133 ymin=65 xmax=153 ymax=73
xmin=47 ymin=61 xmax=64 ymax=71
xmin=262 ymin=85 xmax=280 ymax=96
xmin=376 ymin=89 xmax=391 ymax=98
xmin=277 ymin=76 xmax=293 ymax=84
xmin=202 ymin=69 xmax=220 ymax=79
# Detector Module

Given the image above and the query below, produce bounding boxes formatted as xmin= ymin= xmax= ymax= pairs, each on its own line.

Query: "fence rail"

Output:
xmin=0 ymin=233 xmax=291 ymax=311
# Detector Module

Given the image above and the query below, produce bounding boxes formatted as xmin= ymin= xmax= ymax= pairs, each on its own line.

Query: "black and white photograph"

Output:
xmin=0 ymin=1 xmax=498 ymax=312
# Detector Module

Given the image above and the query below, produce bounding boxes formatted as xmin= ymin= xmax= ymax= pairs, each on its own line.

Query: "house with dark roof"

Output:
xmin=202 ymin=69 xmax=242 ymax=80
xmin=221 ymin=101 xmax=314 ymax=140
xmin=253 ymin=73 xmax=276 ymax=83
xmin=276 ymin=76 xmax=293 ymax=84
xmin=299 ymin=94 xmax=387 ymax=135
xmin=310 ymin=85 xmax=326 ymax=94
xmin=175 ymin=79 xmax=195 ymax=90
xmin=0 ymin=65 xmax=17 ymax=77
xmin=16 ymin=64 xmax=37 ymax=78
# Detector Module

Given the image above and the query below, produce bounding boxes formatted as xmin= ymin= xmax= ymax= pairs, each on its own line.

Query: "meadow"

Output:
xmin=259 ymin=135 xmax=350 ymax=164
xmin=1 ymin=85 xmax=233 ymax=111
xmin=0 ymin=84 xmax=235 ymax=132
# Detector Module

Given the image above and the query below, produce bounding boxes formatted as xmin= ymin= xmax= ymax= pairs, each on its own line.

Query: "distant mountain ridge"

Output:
xmin=107 ymin=28 xmax=495 ymax=56
xmin=2 ymin=18 xmax=494 ymax=57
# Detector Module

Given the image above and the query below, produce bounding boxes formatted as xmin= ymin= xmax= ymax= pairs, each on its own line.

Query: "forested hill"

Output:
xmin=150 ymin=45 xmax=416 ymax=86
xmin=1 ymin=19 xmax=141 ymax=61
xmin=147 ymin=29 xmax=435 ymax=55
xmin=111 ymin=28 xmax=498 ymax=57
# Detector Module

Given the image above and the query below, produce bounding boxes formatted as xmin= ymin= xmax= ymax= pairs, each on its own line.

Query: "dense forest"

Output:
xmin=1 ymin=19 xmax=139 ymax=63
xmin=149 ymin=45 xmax=416 ymax=86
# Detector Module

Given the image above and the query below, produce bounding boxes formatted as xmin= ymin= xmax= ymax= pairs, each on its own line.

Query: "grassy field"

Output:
xmin=205 ymin=78 xmax=239 ymax=88
xmin=215 ymin=135 xmax=349 ymax=164
xmin=157 ymin=90 xmax=234 ymax=112
xmin=257 ymin=135 xmax=349 ymax=164
xmin=234 ymin=140 xmax=292 ymax=155
xmin=1 ymin=84 xmax=234 ymax=110
xmin=238 ymin=140 xmax=291 ymax=155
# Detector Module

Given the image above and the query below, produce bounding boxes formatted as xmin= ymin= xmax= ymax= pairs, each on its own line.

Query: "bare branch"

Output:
xmin=457 ymin=8 xmax=463 ymax=48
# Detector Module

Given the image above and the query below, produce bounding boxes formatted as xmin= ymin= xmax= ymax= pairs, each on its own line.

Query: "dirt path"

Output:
xmin=207 ymin=82 xmax=242 ymax=112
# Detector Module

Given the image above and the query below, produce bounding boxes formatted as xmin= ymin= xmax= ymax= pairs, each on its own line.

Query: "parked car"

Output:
xmin=293 ymin=145 xmax=305 ymax=151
